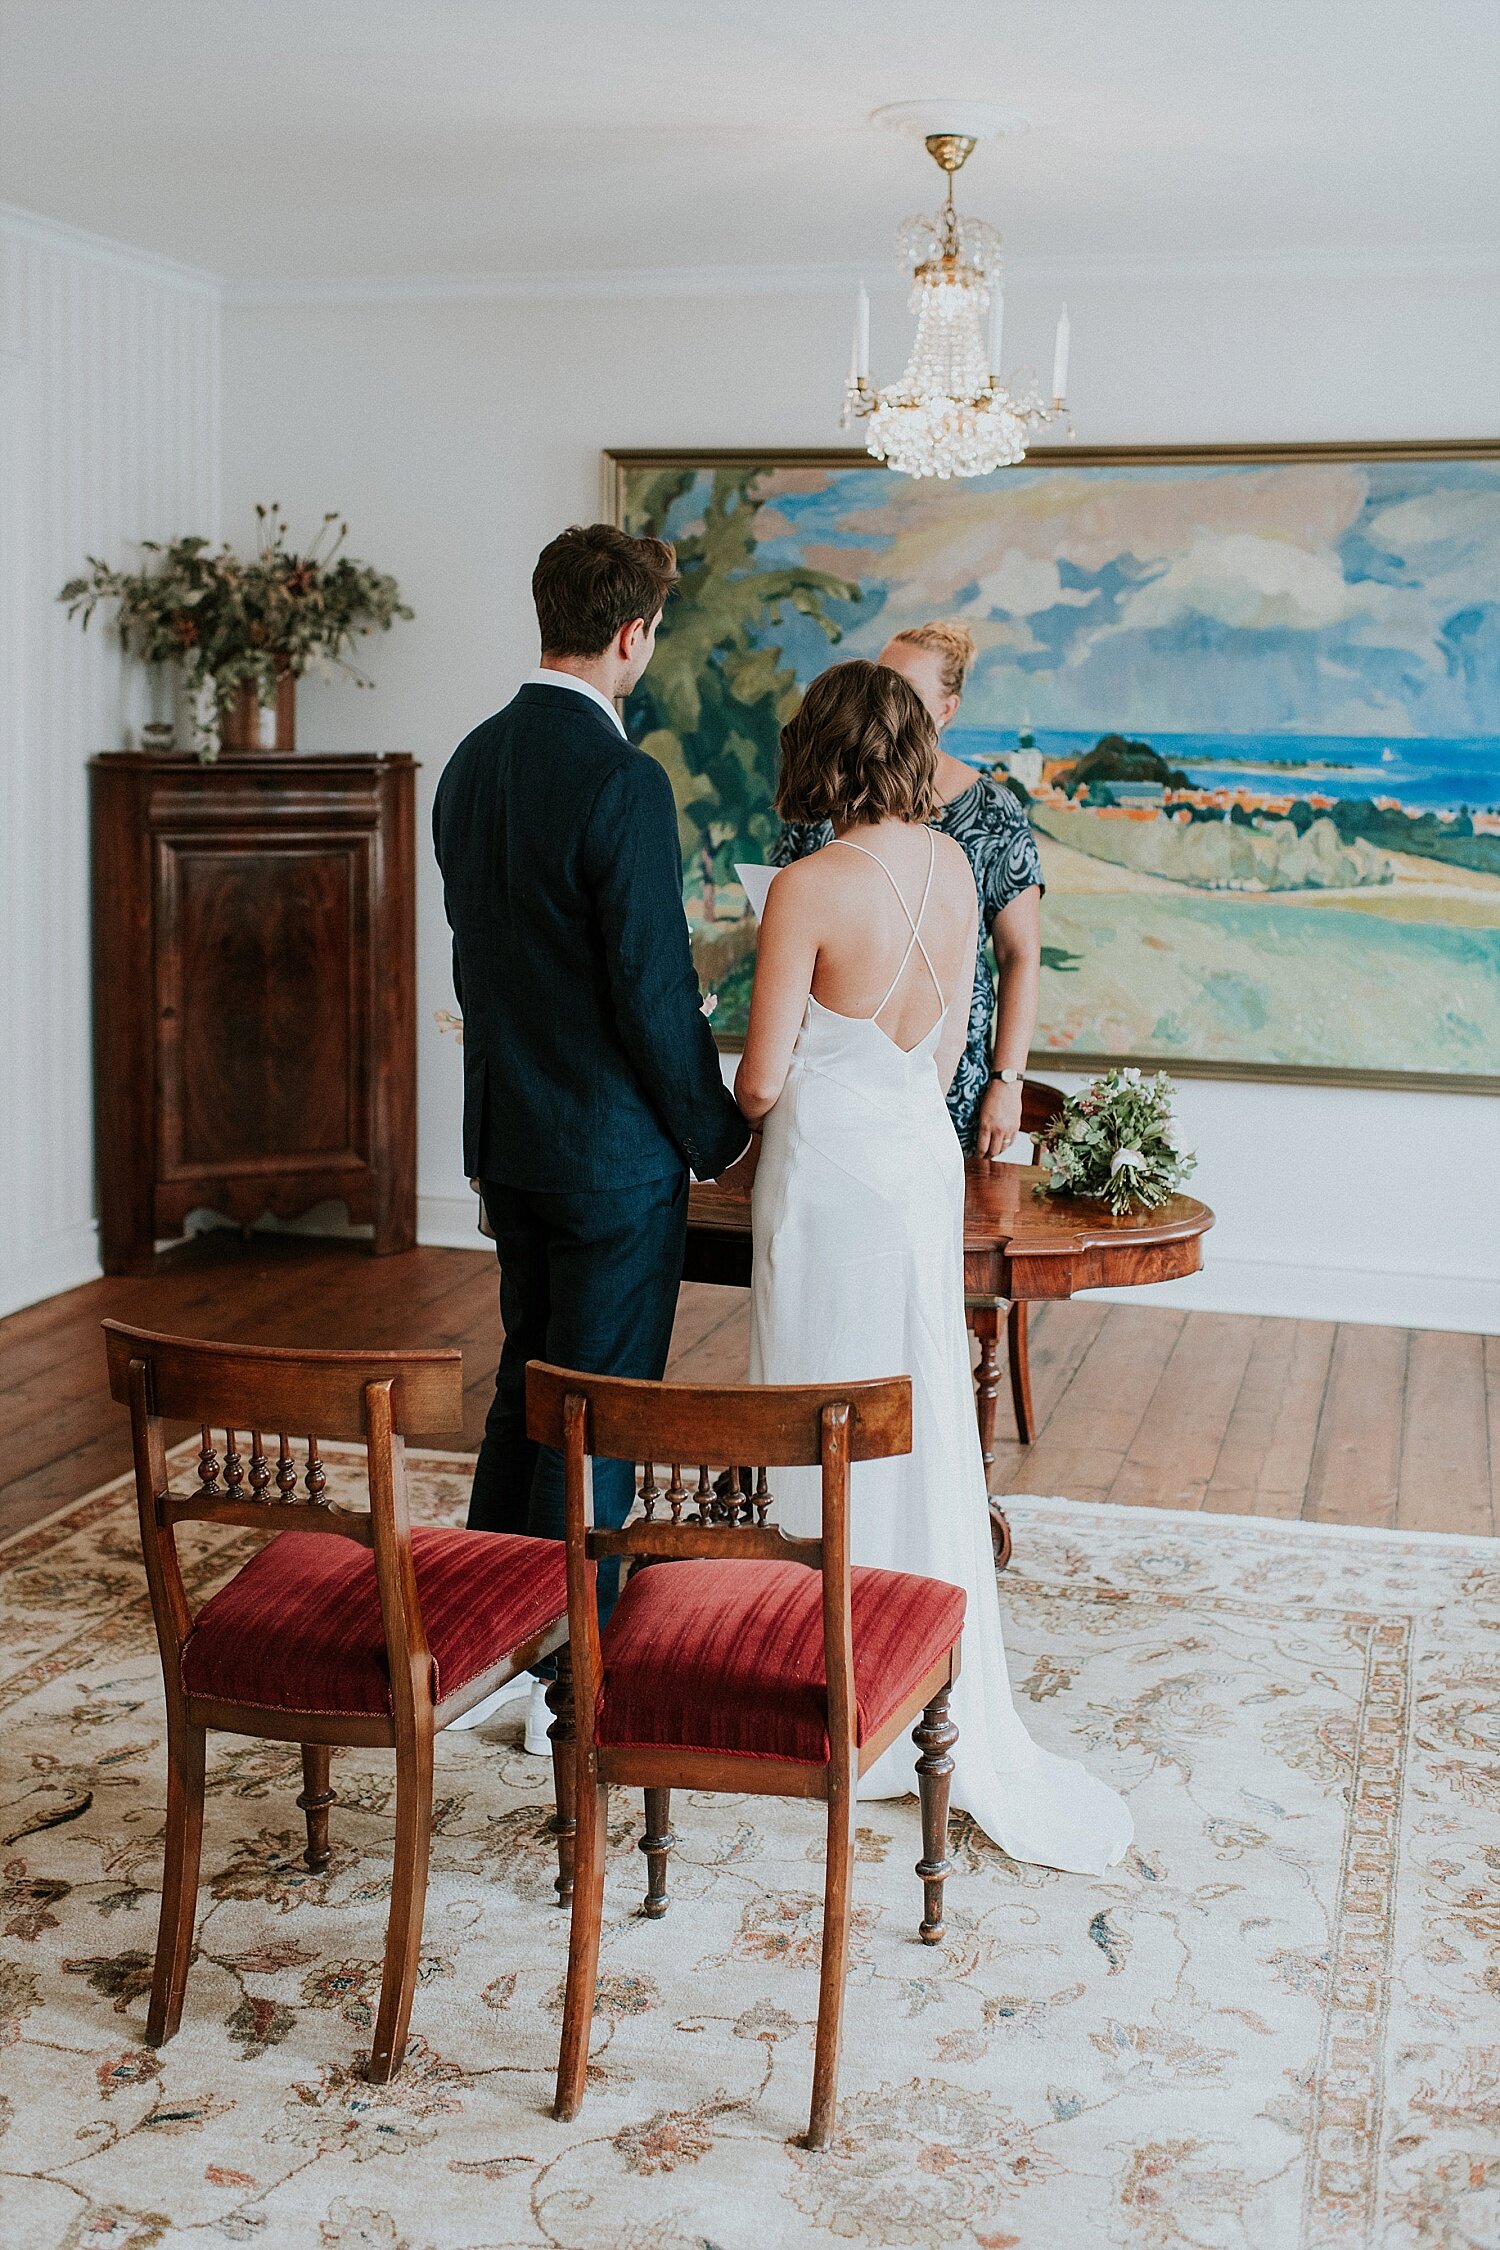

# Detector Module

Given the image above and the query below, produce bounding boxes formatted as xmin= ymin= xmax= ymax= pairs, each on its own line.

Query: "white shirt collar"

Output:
xmin=522 ymin=666 xmax=626 ymax=738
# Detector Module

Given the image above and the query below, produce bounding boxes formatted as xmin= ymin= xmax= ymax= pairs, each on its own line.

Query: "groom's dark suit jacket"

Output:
xmin=432 ymin=682 xmax=746 ymax=1190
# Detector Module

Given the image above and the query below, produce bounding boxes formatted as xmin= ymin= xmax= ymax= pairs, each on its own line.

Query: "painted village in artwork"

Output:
xmin=623 ymin=456 xmax=1500 ymax=1080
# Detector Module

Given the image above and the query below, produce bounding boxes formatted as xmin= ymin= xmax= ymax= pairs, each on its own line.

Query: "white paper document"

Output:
xmin=734 ymin=863 xmax=777 ymax=920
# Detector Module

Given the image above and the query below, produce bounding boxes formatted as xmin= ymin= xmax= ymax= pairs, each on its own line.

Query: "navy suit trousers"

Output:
xmin=470 ymin=1172 xmax=688 ymax=1625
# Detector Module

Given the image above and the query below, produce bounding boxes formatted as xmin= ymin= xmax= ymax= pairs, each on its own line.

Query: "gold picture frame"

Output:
xmin=608 ymin=441 xmax=1500 ymax=1094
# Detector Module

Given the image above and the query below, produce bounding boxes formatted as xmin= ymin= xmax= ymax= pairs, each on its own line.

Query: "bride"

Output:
xmin=733 ymin=660 xmax=1131 ymax=1877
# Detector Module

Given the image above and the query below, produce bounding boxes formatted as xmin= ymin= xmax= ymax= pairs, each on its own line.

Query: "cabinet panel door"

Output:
xmin=155 ymin=837 xmax=372 ymax=1175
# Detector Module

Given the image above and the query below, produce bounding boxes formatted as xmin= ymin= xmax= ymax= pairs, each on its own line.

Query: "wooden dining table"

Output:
xmin=683 ymin=1159 xmax=1214 ymax=1566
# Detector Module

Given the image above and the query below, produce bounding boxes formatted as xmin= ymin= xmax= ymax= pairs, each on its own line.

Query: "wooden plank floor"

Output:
xmin=2 ymin=1235 xmax=1494 ymax=1543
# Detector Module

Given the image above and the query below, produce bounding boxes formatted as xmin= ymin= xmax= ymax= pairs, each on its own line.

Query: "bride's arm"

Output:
xmin=734 ymin=865 xmax=819 ymax=1122
xmin=935 ymin=887 xmax=980 ymax=1093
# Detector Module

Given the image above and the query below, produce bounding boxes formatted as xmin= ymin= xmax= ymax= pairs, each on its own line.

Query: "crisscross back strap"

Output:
xmin=831 ymin=830 xmax=946 ymax=1017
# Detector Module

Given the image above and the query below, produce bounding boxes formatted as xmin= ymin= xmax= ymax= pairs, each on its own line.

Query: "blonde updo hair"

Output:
xmin=886 ymin=620 xmax=978 ymax=701
xmin=776 ymin=660 xmax=940 ymax=828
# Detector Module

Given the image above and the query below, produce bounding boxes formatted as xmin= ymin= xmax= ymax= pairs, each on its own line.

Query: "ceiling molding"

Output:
xmin=3 ymin=203 xmax=1493 ymax=309
xmin=222 ymin=240 xmax=1500 ymax=308
xmin=0 ymin=202 xmax=223 ymax=298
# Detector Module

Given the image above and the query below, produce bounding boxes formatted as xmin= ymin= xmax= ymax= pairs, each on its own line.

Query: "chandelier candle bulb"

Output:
xmin=1052 ymin=305 xmax=1070 ymax=403
xmin=988 ymin=286 xmax=1004 ymax=381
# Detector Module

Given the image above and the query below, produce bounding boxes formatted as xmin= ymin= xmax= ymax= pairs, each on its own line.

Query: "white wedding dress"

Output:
xmin=748 ymin=836 xmax=1133 ymax=1875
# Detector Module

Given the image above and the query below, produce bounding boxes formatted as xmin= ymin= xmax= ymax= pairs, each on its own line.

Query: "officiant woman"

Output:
xmin=773 ymin=621 xmax=1043 ymax=1159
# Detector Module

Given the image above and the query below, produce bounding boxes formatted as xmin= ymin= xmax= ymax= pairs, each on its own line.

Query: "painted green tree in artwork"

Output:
xmin=623 ymin=467 xmax=860 ymax=879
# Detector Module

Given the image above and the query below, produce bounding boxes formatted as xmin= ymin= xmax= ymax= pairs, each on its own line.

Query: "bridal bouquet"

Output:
xmin=1033 ymin=1068 xmax=1196 ymax=1215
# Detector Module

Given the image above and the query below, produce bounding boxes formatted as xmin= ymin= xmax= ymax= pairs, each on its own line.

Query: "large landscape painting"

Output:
xmin=611 ymin=445 xmax=1500 ymax=1088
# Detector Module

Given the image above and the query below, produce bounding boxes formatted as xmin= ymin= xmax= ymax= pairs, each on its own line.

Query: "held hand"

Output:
xmin=975 ymin=1077 xmax=1023 ymax=1161
xmin=714 ymin=1130 xmax=762 ymax=1194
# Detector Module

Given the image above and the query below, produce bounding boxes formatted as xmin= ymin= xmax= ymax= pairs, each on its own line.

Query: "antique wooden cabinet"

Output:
xmin=90 ymin=752 xmax=417 ymax=1273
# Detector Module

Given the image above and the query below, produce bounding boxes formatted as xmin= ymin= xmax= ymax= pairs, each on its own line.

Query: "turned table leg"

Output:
xmin=967 ymin=1299 xmax=1003 ymax=1467
xmin=967 ymin=1297 xmax=1014 ymax=1573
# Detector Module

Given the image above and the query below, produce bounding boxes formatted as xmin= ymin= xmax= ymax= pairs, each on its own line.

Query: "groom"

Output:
xmin=432 ymin=523 xmax=750 ymax=1744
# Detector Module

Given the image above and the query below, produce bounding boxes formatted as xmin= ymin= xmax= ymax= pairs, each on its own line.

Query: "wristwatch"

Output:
xmin=993 ymin=1067 xmax=1023 ymax=1085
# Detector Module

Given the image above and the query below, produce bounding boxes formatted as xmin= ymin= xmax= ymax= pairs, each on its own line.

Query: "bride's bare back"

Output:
xmin=736 ymin=818 xmax=979 ymax=1120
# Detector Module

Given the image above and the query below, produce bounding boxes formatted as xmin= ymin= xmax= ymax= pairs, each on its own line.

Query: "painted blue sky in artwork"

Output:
xmin=734 ymin=457 xmax=1500 ymax=743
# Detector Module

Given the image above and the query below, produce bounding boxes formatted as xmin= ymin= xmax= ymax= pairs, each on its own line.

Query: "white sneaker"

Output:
xmin=445 ymin=1671 xmax=533 ymax=1732
xmin=523 ymin=1679 xmax=554 ymax=1758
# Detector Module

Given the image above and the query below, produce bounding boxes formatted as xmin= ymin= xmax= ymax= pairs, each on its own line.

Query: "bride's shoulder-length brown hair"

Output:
xmin=775 ymin=659 xmax=940 ymax=828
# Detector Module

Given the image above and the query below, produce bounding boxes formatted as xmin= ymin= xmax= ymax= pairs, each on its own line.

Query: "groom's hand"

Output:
xmin=713 ymin=1129 xmax=761 ymax=1193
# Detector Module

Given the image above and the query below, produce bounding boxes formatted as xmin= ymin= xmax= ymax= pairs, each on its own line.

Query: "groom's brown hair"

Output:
xmin=533 ymin=523 xmax=680 ymax=658
xmin=777 ymin=660 xmax=940 ymax=827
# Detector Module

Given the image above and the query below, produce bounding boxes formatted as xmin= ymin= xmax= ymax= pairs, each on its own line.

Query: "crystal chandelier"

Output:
xmin=841 ymin=130 xmax=1069 ymax=479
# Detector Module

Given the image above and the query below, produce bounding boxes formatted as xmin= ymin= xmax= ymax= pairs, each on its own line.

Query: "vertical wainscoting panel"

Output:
xmin=0 ymin=212 xmax=221 ymax=1316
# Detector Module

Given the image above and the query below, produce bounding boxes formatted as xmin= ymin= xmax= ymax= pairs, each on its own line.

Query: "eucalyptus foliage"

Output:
xmin=1033 ymin=1067 xmax=1197 ymax=1215
xmin=59 ymin=505 xmax=412 ymax=720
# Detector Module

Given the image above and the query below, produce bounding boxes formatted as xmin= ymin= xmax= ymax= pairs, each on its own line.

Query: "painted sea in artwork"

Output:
xmin=620 ymin=454 xmax=1500 ymax=1081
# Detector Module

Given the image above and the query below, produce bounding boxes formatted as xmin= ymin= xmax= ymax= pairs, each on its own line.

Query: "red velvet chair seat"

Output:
xmin=597 ymin=1559 xmax=965 ymax=1765
xmin=181 ymin=1528 xmax=568 ymax=1717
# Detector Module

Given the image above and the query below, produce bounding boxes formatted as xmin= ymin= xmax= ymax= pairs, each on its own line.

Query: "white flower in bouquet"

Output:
xmin=1033 ymin=1069 xmax=1197 ymax=1216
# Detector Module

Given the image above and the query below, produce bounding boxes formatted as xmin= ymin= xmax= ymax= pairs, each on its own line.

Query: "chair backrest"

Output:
xmin=526 ymin=1363 xmax=912 ymax=1771
xmin=1021 ymin=1077 xmax=1067 ymax=1145
xmin=104 ymin=1321 xmax=464 ymax=1729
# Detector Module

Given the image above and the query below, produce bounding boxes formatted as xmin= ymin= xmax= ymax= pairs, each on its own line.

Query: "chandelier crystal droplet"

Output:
xmin=842 ymin=133 xmax=1070 ymax=479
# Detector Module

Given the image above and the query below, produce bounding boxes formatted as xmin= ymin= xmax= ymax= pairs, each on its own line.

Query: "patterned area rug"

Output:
xmin=1 ymin=1448 xmax=1497 ymax=2250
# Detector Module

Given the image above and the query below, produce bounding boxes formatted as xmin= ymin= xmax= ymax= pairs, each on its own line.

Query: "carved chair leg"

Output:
xmin=367 ymin=1721 xmax=434 ymax=2084
xmin=147 ymin=1717 xmax=206 ymax=2048
xmin=1007 ymin=1299 xmax=1036 ymax=1444
xmin=639 ymin=1787 xmax=674 ymax=1918
xmin=968 ymin=1301 xmax=1002 ymax=1469
xmin=546 ymin=1649 xmax=576 ymax=1907
xmin=298 ymin=1743 xmax=335 ymax=1873
xmin=554 ymin=1775 xmax=609 ymax=2122
xmin=913 ymin=1685 xmax=957 ymax=1945
xmin=803 ymin=1788 xmax=857 ymax=2150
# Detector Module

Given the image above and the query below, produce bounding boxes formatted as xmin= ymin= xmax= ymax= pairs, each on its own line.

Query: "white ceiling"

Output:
xmin=1 ymin=0 xmax=1497 ymax=288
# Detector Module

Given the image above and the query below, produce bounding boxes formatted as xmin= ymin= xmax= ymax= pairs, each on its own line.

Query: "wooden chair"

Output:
xmin=527 ymin=1363 xmax=964 ymax=2150
xmin=970 ymin=1077 xmax=1068 ymax=1569
xmin=104 ymin=1320 xmax=572 ymax=2082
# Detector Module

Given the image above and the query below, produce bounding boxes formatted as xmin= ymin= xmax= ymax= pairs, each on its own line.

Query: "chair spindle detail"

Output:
xmin=248 ymin=1432 xmax=271 ymax=1499
xmin=197 ymin=1428 xmax=220 ymax=1495
xmin=644 ymin=1462 xmax=776 ymax=1529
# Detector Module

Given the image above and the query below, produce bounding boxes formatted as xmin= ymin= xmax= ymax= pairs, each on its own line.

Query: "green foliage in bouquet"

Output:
xmin=58 ymin=505 xmax=412 ymax=716
xmin=1033 ymin=1068 xmax=1197 ymax=1215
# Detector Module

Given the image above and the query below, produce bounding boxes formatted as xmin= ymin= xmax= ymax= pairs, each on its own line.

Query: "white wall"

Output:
xmin=203 ymin=266 xmax=1492 ymax=1331
xmin=0 ymin=209 xmax=221 ymax=1318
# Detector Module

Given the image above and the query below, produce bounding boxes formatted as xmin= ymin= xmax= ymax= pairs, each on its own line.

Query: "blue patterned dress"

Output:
xmin=771 ymin=775 xmax=1044 ymax=1151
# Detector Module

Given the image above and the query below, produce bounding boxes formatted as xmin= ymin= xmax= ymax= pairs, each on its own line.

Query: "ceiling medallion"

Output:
xmin=842 ymin=111 xmax=1070 ymax=479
